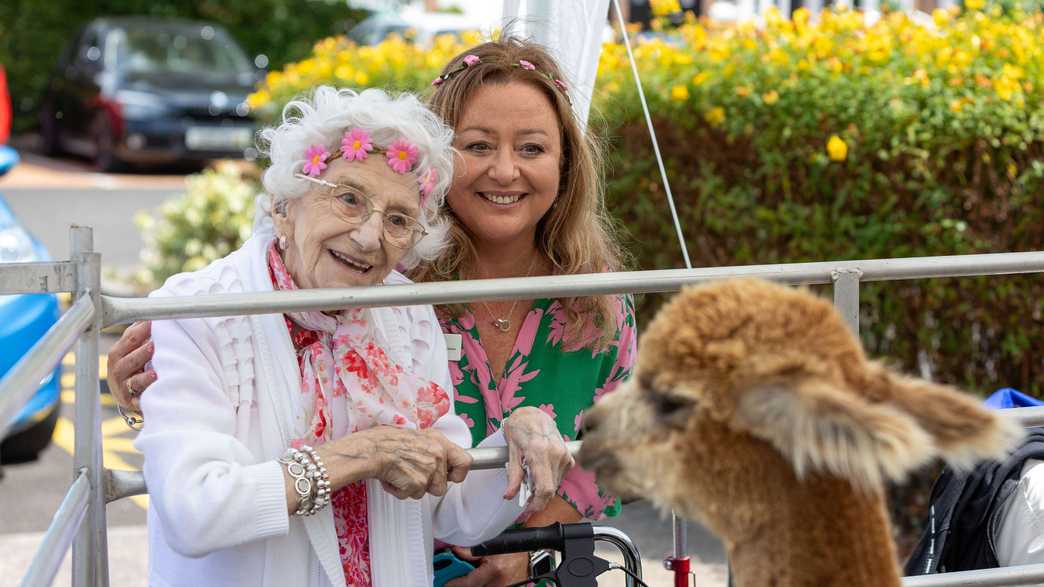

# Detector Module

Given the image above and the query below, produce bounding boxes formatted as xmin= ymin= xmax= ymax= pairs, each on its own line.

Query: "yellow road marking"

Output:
xmin=51 ymin=413 xmax=75 ymax=454
xmin=102 ymin=437 xmax=137 ymax=453
xmin=61 ymin=390 xmax=114 ymax=407
xmin=53 ymin=350 xmax=148 ymax=510
xmin=57 ymin=356 xmax=108 ymax=380
xmin=52 ymin=417 xmax=148 ymax=510
xmin=101 ymin=416 xmax=132 ymax=437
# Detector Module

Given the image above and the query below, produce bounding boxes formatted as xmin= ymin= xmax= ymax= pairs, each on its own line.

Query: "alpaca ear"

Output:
xmin=735 ymin=380 xmax=939 ymax=490
xmin=869 ymin=365 xmax=1024 ymax=471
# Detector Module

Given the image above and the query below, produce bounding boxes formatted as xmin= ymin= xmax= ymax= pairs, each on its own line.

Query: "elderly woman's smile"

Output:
xmin=275 ymin=156 xmax=422 ymax=290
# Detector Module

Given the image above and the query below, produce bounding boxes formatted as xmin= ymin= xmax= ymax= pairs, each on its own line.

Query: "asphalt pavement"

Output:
xmin=2 ymin=153 xmax=185 ymax=275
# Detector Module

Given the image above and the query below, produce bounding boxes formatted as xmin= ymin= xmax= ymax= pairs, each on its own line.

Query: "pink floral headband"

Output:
xmin=300 ymin=128 xmax=439 ymax=202
xmin=431 ymin=54 xmax=570 ymax=102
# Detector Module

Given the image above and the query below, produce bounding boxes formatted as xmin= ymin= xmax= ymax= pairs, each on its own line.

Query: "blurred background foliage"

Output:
xmin=143 ymin=5 xmax=1043 ymax=399
xmin=596 ymin=7 xmax=1043 ymax=399
xmin=134 ymin=162 xmax=258 ymax=287
xmin=0 ymin=0 xmax=366 ymax=133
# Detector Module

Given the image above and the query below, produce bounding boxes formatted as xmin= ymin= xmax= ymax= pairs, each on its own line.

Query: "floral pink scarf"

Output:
xmin=267 ymin=244 xmax=451 ymax=440
xmin=267 ymin=243 xmax=450 ymax=585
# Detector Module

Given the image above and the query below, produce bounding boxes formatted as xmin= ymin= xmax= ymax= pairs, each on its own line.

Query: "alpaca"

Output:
xmin=578 ymin=278 xmax=1023 ymax=586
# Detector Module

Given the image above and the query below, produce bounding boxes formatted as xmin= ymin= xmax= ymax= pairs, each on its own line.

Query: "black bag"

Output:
xmin=905 ymin=428 xmax=1044 ymax=575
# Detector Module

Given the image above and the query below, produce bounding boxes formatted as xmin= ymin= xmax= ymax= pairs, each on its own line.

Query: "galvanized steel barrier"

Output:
xmin=0 ymin=225 xmax=1042 ymax=586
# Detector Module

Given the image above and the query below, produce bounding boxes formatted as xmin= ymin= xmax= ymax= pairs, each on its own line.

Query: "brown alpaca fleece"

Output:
xmin=578 ymin=278 xmax=1023 ymax=587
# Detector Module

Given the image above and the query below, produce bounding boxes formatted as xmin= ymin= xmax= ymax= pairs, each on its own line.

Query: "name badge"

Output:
xmin=444 ymin=334 xmax=462 ymax=361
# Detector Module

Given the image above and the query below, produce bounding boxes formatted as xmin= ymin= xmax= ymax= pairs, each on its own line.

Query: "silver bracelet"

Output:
xmin=279 ymin=448 xmax=314 ymax=516
xmin=299 ymin=445 xmax=331 ymax=515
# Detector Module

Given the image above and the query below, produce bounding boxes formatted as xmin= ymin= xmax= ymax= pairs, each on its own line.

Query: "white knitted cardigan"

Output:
xmin=136 ymin=232 xmax=522 ymax=587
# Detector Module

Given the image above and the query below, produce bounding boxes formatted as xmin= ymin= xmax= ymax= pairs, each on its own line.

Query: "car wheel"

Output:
xmin=0 ymin=405 xmax=59 ymax=464
xmin=91 ymin=114 xmax=123 ymax=173
xmin=40 ymin=108 xmax=63 ymax=157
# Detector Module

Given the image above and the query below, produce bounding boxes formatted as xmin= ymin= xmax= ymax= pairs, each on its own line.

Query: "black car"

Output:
xmin=39 ymin=18 xmax=260 ymax=171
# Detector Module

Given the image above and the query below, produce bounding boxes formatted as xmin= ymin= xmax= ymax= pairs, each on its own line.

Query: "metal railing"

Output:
xmin=1 ymin=225 xmax=1042 ymax=586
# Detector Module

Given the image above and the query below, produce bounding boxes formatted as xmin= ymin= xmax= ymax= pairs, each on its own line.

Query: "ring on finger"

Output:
xmin=117 ymin=404 xmax=144 ymax=431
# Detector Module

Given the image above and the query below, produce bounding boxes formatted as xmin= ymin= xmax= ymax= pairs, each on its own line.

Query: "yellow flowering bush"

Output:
xmin=196 ymin=7 xmax=1042 ymax=398
xmin=591 ymin=6 xmax=1043 ymax=399
xmin=246 ymin=31 xmax=488 ymax=118
xmin=605 ymin=8 xmax=1038 ymax=545
xmin=651 ymin=0 xmax=684 ymax=17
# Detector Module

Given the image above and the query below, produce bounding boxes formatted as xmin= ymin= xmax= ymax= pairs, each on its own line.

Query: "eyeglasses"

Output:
xmin=295 ymin=173 xmax=428 ymax=248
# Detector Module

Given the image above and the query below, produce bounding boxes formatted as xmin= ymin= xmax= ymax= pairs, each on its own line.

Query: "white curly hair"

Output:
xmin=255 ymin=86 xmax=455 ymax=270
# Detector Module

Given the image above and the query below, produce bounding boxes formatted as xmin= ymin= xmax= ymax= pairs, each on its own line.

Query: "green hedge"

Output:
xmin=0 ymin=0 xmax=366 ymax=133
xmin=594 ymin=8 xmax=1043 ymax=395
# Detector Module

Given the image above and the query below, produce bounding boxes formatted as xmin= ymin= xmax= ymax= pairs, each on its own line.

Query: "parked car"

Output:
xmin=0 ymin=66 xmax=61 ymax=464
xmin=347 ymin=11 xmax=484 ymax=46
xmin=38 ymin=17 xmax=260 ymax=172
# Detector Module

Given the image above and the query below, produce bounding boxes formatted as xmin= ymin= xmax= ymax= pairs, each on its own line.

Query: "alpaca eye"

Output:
xmin=638 ymin=374 xmax=695 ymax=422
xmin=654 ymin=394 xmax=691 ymax=417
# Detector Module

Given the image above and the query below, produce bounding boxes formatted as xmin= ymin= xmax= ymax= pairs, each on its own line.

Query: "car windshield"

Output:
xmin=113 ymin=26 xmax=253 ymax=79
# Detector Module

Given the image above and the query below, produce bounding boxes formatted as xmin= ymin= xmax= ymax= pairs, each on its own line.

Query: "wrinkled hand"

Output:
xmin=106 ymin=321 xmax=156 ymax=414
xmin=328 ymin=426 xmax=472 ymax=500
xmin=444 ymin=547 xmax=529 ymax=587
xmin=502 ymin=406 xmax=574 ymax=515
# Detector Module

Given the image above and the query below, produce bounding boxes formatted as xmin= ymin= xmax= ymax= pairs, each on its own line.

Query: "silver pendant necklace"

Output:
xmin=478 ymin=256 xmax=539 ymax=333
xmin=490 ymin=314 xmax=513 ymax=332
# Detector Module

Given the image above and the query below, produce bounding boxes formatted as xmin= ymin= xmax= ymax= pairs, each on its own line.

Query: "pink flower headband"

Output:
xmin=300 ymin=128 xmax=439 ymax=203
xmin=431 ymin=54 xmax=570 ymax=102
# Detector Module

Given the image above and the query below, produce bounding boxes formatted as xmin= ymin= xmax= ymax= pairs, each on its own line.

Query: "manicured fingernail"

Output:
xmin=147 ymin=341 xmax=155 ymax=352
xmin=148 ymin=369 xmax=158 ymax=380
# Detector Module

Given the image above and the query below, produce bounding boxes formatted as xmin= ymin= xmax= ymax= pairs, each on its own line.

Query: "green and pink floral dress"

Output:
xmin=439 ymin=295 xmax=637 ymax=519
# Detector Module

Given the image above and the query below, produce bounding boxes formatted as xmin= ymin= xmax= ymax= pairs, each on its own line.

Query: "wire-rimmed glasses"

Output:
xmin=294 ymin=173 xmax=428 ymax=248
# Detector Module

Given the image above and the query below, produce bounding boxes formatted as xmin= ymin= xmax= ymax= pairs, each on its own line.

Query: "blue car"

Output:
xmin=0 ymin=145 xmax=62 ymax=464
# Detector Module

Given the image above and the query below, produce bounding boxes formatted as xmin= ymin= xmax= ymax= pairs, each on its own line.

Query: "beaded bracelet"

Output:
xmin=279 ymin=448 xmax=315 ymax=516
xmin=299 ymin=445 xmax=331 ymax=515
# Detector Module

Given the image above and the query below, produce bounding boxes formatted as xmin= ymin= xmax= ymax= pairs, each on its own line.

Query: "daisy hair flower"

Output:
xmin=463 ymin=54 xmax=480 ymax=66
xmin=419 ymin=167 xmax=439 ymax=202
xmin=302 ymin=144 xmax=330 ymax=177
xmin=341 ymin=128 xmax=373 ymax=161
xmin=518 ymin=60 xmax=536 ymax=71
xmin=385 ymin=138 xmax=419 ymax=174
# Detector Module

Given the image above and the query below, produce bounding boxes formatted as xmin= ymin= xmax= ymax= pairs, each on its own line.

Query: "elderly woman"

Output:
xmin=135 ymin=87 xmax=571 ymax=587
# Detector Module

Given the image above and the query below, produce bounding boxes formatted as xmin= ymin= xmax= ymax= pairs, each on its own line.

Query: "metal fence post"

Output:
xmin=832 ymin=268 xmax=862 ymax=335
xmin=71 ymin=226 xmax=109 ymax=587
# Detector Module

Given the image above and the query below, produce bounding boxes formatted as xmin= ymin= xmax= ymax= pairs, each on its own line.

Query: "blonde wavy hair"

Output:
xmin=412 ymin=37 xmax=628 ymax=345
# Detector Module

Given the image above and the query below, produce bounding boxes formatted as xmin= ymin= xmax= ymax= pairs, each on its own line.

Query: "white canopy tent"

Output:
xmin=499 ymin=0 xmax=611 ymax=127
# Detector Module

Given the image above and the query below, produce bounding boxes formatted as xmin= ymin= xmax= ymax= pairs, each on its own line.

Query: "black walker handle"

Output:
xmin=472 ymin=523 xmax=646 ymax=587
xmin=472 ymin=522 xmax=581 ymax=556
